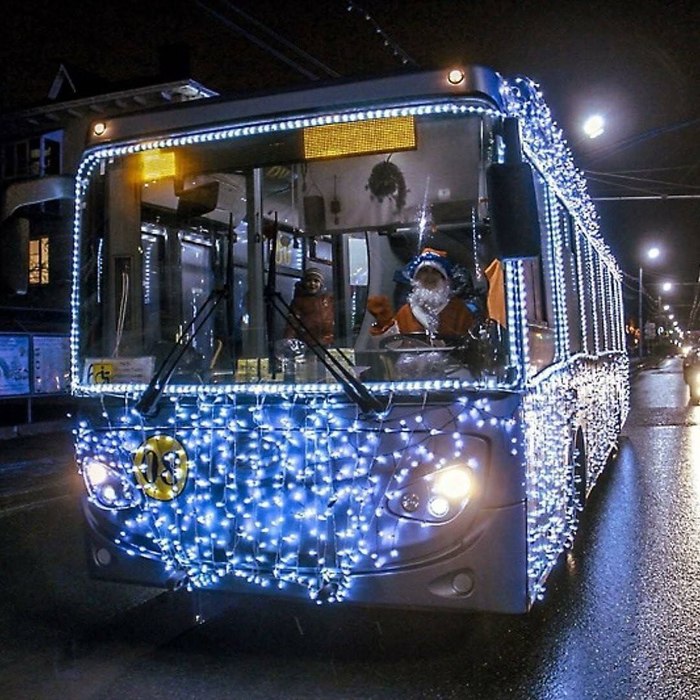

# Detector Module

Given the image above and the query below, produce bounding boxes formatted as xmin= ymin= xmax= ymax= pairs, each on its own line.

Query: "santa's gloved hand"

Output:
xmin=367 ymin=295 xmax=394 ymax=328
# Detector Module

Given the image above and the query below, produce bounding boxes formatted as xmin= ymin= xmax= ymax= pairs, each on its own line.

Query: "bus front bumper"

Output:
xmin=83 ymin=497 xmax=528 ymax=614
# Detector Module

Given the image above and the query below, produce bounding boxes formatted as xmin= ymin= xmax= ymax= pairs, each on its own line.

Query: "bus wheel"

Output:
xmin=607 ymin=414 xmax=622 ymax=465
xmin=569 ymin=431 xmax=587 ymax=528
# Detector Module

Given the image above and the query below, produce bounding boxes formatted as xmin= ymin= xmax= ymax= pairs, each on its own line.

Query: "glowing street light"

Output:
xmin=583 ymin=114 xmax=605 ymax=139
xmin=639 ymin=245 xmax=662 ymax=358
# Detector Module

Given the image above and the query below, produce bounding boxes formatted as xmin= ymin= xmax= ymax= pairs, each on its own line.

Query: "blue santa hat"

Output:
xmin=405 ymin=248 xmax=453 ymax=281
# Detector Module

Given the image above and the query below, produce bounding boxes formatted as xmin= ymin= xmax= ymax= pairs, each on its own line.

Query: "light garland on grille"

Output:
xmin=77 ymin=392 xmax=516 ymax=602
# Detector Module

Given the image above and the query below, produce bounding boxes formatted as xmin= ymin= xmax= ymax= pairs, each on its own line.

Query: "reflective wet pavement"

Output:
xmin=1 ymin=357 xmax=698 ymax=699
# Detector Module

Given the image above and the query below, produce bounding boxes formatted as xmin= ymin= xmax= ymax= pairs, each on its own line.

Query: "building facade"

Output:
xmin=0 ymin=53 xmax=216 ymax=423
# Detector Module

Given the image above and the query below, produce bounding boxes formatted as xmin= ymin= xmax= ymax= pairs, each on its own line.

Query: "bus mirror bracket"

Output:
xmin=176 ymin=181 xmax=220 ymax=221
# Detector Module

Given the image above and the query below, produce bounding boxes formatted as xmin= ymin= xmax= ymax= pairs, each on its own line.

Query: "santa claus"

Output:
xmin=367 ymin=248 xmax=475 ymax=341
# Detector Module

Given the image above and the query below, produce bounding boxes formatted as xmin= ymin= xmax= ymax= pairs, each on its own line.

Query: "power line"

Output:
xmin=586 ymin=117 xmax=700 ymax=163
xmin=195 ymin=1 xmax=418 ymax=83
xmin=585 ymin=169 xmax=700 ymax=191
xmin=592 ymin=194 xmax=700 ymax=201
xmin=217 ymin=1 xmax=340 ymax=78
xmin=344 ymin=1 xmax=419 ymax=68
xmin=194 ymin=0 xmax=325 ymax=81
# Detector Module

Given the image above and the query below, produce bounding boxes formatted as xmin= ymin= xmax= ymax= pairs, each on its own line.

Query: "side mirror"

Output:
xmin=176 ymin=181 xmax=220 ymax=221
xmin=0 ymin=216 xmax=29 ymax=295
xmin=486 ymin=161 xmax=541 ymax=259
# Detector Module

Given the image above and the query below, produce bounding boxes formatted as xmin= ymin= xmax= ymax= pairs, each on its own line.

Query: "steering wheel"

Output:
xmin=379 ymin=332 xmax=463 ymax=352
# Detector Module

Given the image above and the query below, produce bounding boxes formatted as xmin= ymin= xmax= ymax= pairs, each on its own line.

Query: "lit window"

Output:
xmin=29 ymin=236 xmax=50 ymax=285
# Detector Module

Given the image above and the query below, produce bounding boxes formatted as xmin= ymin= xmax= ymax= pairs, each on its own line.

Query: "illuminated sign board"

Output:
xmin=303 ymin=116 xmax=416 ymax=160
xmin=140 ymin=150 xmax=176 ymax=181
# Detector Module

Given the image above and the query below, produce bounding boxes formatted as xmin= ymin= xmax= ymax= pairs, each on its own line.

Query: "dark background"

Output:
xmin=2 ymin=0 xmax=698 ymax=326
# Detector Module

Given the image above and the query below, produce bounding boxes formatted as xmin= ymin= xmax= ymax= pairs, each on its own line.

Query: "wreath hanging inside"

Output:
xmin=365 ymin=156 xmax=408 ymax=212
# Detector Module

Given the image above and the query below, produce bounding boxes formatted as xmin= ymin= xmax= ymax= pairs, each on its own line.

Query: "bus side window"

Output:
xmin=560 ymin=212 xmax=582 ymax=355
xmin=522 ymin=256 xmax=555 ymax=372
xmin=525 ymin=171 xmax=557 ymax=373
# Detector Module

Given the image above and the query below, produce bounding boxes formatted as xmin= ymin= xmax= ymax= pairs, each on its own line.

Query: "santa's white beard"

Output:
xmin=408 ymin=278 xmax=450 ymax=335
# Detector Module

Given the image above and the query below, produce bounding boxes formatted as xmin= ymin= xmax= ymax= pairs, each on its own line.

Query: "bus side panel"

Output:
xmin=523 ymin=354 xmax=627 ymax=602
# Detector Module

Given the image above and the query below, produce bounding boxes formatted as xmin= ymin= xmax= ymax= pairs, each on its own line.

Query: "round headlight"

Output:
xmin=82 ymin=457 xmax=140 ymax=510
xmin=428 ymin=495 xmax=450 ymax=518
xmin=432 ymin=467 xmax=473 ymax=501
xmin=84 ymin=459 xmax=111 ymax=487
xmin=400 ymin=492 xmax=421 ymax=513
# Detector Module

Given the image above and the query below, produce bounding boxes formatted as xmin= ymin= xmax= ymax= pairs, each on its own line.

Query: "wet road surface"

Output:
xmin=0 ymin=357 xmax=698 ymax=698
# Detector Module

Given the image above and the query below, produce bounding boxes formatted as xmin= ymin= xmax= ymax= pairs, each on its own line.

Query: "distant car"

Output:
xmin=683 ymin=347 xmax=700 ymax=405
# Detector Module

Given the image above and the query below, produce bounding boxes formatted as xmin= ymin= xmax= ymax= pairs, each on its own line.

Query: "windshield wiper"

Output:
xmin=263 ymin=212 xmax=386 ymax=415
xmin=263 ymin=214 xmax=384 ymax=416
xmin=136 ymin=216 xmax=238 ymax=417
xmin=134 ymin=286 xmax=228 ymax=416
xmin=266 ymin=291 xmax=386 ymax=416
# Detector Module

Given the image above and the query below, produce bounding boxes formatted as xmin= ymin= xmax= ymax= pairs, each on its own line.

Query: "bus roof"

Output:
xmin=86 ymin=66 xmax=505 ymax=147
xmin=80 ymin=64 xmax=620 ymax=276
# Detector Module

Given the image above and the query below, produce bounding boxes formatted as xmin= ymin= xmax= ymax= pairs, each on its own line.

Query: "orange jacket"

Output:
xmin=284 ymin=292 xmax=334 ymax=346
xmin=369 ymin=295 xmax=473 ymax=337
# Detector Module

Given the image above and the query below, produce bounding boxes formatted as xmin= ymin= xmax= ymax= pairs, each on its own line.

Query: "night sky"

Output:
xmin=2 ymin=0 xmax=699 ymax=327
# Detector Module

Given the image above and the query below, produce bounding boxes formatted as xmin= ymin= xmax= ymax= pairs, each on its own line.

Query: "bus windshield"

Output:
xmin=76 ymin=108 xmax=515 ymax=390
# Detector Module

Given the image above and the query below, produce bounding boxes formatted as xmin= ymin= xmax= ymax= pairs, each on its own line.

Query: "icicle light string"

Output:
xmin=345 ymin=1 xmax=419 ymax=68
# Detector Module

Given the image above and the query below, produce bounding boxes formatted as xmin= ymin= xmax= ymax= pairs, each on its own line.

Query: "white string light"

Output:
xmin=73 ymin=71 xmax=629 ymax=608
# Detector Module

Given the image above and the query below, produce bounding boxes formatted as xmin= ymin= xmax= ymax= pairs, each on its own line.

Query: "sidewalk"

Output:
xmin=0 ymin=417 xmax=73 ymax=441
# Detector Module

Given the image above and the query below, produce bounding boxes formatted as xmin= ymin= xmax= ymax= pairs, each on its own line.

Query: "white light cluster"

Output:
xmin=77 ymin=393 xmax=514 ymax=603
xmin=502 ymin=77 xmax=621 ymax=279
xmin=505 ymin=259 xmax=530 ymax=380
xmin=522 ymin=354 xmax=629 ymax=601
xmin=544 ymin=190 xmax=570 ymax=359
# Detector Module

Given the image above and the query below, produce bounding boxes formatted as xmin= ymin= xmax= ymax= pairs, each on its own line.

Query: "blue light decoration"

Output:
xmin=76 ymin=394 xmax=510 ymax=602
xmin=72 ymin=71 xmax=629 ymax=608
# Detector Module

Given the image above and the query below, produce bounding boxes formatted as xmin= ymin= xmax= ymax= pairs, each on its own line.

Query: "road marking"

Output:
xmin=0 ymin=492 xmax=74 ymax=519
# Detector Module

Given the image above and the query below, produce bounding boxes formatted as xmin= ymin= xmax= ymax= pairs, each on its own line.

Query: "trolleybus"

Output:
xmin=71 ymin=65 xmax=628 ymax=613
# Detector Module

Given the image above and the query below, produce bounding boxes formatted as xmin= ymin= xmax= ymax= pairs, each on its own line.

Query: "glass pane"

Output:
xmin=78 ymin=111 xmax=516 ymax=387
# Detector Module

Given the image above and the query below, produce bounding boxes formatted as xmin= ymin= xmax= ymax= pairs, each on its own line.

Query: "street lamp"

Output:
xmin=583 ymin=114 xmax=605 ymax=139
xmin=639 ymin=246 xmax=661 ymax=358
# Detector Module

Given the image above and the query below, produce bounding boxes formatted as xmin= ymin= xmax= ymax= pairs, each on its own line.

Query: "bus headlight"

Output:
xmin=387 ymin=465 xmax=476 ymax=523
xmin=433 ymin=467 xmax=473 ymax=500
xmin=82 ymin=457 xmax=140 ymax=510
